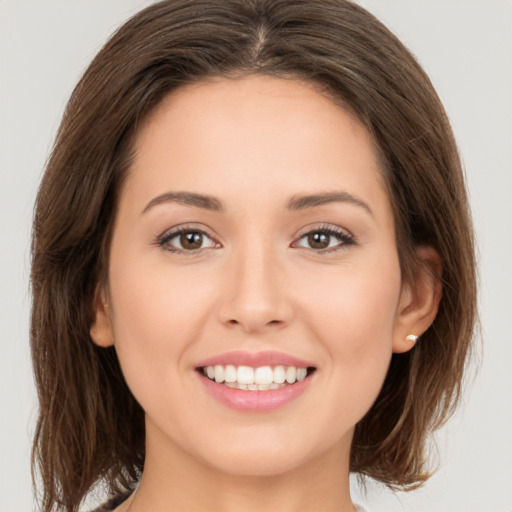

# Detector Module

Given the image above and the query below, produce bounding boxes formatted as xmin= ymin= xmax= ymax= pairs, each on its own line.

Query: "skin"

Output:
xmin=91 ymin=75 xmax=441 ymax=512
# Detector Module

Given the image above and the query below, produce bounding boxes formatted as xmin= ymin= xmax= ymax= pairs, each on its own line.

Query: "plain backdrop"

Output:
xmin=1 ymin=1 xmax=511 ymax=511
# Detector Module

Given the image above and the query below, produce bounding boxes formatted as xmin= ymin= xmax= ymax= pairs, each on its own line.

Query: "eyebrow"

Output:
xmin=142 ymin=191 xmax=224 ymax=214
xmin=142 ymin=190 xmax=372 ymax=216
xmin=287 ymin=191 xmax=373 ymax=216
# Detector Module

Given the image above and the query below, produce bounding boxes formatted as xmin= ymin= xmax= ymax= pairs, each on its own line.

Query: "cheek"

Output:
xmin=301 ymin=255 xmax=401 ymax=333
xmin=296 ymin=255 xmax=401 ymax=411
xmin=106 ymin=251 xmax=217 ymax=400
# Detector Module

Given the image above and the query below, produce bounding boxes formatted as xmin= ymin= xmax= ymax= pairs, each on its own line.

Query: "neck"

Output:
xmin=123 ymin=421 xmax=357 ymax=512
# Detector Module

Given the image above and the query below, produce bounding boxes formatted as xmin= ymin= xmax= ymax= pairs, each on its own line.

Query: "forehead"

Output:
xmin=135 ymin=75 xmax=376 ymax=161
xmin=126 ymin=75 xmax=389 ymax=219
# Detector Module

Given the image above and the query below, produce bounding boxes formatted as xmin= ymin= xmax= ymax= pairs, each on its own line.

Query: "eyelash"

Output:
xmin=157 ymin=224 xmax=356 ymax=254
xmin=293 ymin=224 xmax=356 ymax=253
xmin=157 ymin=225 xmax=219 ymax=254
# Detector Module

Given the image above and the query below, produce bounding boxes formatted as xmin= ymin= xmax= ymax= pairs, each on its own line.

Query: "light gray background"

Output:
xmin=1 ymin=1 xmax=511 ymax=511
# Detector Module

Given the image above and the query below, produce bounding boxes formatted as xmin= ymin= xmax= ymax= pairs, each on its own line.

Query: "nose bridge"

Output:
xmin=219 ymin=231 xmax=291 ymax=331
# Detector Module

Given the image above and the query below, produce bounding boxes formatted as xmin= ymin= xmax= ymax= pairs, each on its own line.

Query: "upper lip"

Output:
xmin=196 ymin=350 xmax=315 ymax=369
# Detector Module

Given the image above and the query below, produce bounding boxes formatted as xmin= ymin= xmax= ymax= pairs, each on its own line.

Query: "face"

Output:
xmin=92 ymin=75 xmax=419 ymax=478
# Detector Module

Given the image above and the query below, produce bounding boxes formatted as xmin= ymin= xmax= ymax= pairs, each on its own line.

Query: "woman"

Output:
xmin=30 ymin=1 xmax=477 ymax=511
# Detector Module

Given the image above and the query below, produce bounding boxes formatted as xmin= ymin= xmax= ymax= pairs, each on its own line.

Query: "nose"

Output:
xmin=217 ymin=243 xmax=293 ymax=333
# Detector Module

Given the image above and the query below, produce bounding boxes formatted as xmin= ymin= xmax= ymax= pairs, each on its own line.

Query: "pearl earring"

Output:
xmin=406 ymin=334 xmax=419 ymax=342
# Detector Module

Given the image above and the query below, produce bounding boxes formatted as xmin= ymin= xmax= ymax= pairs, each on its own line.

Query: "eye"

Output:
xmin=158 ymin=228 xmax=218 ymax=252
xmin=294 ymin=226 xmax=355 ymax=252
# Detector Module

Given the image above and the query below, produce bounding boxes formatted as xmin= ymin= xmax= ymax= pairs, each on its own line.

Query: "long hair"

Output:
xmin=31 ymin=1 xmax=477 ymax=510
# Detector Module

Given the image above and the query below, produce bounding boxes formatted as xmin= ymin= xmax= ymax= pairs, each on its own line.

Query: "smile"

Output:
xmin=196 ymin=352 xmax=317 ymax=412
xmin=200 ymin=364 xmax=314 ymax=390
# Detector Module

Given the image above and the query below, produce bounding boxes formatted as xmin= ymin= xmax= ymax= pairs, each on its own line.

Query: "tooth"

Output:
xmin=237 ymin=366 xmax=254 ymax=385
xmin=273 ymin=365 xmax=286 ymax=384
xmin=214 ymin=365 xmax=225 ymax=383
xmin=297 ymin=368 xmax=307 ymax=381
xmin=208 ymin=364 xmax=308 ymax=387
xmin=254 ymin=366 xmax=273 ymax=385
xmin=285 ymin=366 xmax=297 ymax=384
xmin=224 ymin=365 xmax=237 ymax=383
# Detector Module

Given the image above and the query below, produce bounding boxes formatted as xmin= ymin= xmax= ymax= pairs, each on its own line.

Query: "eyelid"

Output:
xmin=294 ymin=222 xmax=354 ymax=239
xmin=156 ymin=223 xmax=222 ymax=252
xmin=155 ymin=222 xmax=355 ymax=254
xmin=292 ymin=223 xmax=356 ymax=252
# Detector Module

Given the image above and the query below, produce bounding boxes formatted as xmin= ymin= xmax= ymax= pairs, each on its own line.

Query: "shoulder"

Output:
xmin=89 ymin=494 xmax=367 ymax=512
xmin=89 ymin=492 xmax=131 ymax=512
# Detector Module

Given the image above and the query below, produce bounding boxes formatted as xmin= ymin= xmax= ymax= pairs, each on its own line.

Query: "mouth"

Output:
xmin=197 ymin=364 xmax=317 ymax=391
xmin=195 ymin=351 xmax=317 ymax=411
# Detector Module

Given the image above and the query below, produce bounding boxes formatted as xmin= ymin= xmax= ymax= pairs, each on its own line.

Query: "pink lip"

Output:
xmin=196 ymin=350 xmax=314 ymax=412
xmin=197 ymin=371 xmax=314 ymax=412
xmin=195 ymin=351 xmax=316 ymax=412
xmin=195 ymin=350 xmax=315 ymax=369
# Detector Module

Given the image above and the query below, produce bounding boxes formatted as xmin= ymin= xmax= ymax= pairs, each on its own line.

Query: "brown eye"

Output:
xmin=160 ymin=228 xmax=217 ymax=252
xmin=180 ymin=231 xmax=204 ymax=250
xmin=295 ymin=227 xmax=354 ymax=252
xmin=307 ymin=232 xmax=330 ymax=249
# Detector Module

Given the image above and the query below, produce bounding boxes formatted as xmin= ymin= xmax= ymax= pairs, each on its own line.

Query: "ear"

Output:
xmin=393 ymin=246 xmax=443 ymax=354
xmin=90 ymin=286 xmax=115 ymax=347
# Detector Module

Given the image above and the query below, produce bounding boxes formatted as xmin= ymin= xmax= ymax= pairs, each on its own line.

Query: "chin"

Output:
xmin=206 ymin=448 xmax=310 ymax=478
xmin=191 ymin=426 xmax=345 ymax=478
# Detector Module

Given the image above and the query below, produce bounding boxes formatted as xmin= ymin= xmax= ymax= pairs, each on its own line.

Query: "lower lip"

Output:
xmin=197 ymin=372 xmax=313 ymax=412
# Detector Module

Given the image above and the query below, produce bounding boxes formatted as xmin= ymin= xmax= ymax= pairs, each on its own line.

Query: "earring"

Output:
xmin=405 ymin=334 xmax=419 ymax=342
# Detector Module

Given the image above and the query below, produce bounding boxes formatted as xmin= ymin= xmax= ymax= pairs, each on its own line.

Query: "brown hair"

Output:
xmin=30 ymin=1 xmax=477 ymax=510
